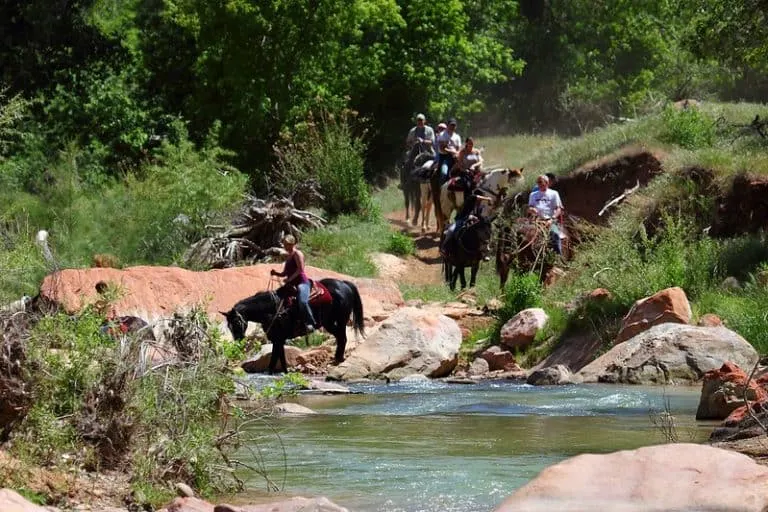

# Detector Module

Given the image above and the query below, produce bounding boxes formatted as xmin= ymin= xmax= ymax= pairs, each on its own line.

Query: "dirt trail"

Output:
xmin=384 ymin=210 xmax=444 ymax=286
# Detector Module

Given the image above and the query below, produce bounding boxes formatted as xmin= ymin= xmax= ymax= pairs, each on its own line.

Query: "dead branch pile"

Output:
xmin=0 ymin=311 xmax=31 ymax=442
xmin=184 ymin=196 xmax=326 ymax=269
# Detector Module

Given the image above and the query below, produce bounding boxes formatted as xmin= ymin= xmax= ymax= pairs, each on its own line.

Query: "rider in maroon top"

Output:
xmin=271 ymin=235 xmax=317 ymax=333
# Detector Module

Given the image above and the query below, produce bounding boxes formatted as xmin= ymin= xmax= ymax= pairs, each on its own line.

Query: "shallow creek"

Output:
xmin=238 ymin=378 xmax=713 ymax=512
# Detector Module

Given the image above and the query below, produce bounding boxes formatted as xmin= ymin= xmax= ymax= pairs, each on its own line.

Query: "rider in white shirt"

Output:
xmin=528 ymin=174 xmax=564 ymax=254
xmin=437 ymin=118 xmax=461 ymax=184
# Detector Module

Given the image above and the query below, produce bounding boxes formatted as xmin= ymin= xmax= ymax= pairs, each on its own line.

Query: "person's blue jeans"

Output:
xmin=549 ymin=223 xmax=563 ymax=255
xmin=297 ymin=282 xmax=317 ymax=327
xmin=438 ymin=154 xmax=455 ymax=184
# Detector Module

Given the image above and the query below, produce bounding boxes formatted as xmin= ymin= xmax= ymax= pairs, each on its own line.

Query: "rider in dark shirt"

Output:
xmin=443 ymin=190 xmax=493 ymax=249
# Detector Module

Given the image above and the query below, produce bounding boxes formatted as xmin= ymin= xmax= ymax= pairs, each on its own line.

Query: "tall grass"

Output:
xmin=0 ymin=124 xmax=246 ymax=269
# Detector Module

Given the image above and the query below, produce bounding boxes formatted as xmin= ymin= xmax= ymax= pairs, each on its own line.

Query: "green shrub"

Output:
xmin=259 ymin=372 xmax=309 ymax=400
xmin=0 ymin=220 xmax=49 ymax=305
xmin=0 ymin=122 xmax=247 ymax=267
xmin=9 ymin=307 xmax=265 ymax=504
xmin=491 ymin=273 xmax=542 ymax=342
xmin=385 ymin=232 xmax=415 ymax=256
xmin=272 ymin=108 xmax=374 ymax=218
xmin=660 ymin=105 xmax=715 ymax=149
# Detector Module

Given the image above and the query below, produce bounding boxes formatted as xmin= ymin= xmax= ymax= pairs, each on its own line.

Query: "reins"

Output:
xmin=263 ymin=276 xmax=286 ymax=336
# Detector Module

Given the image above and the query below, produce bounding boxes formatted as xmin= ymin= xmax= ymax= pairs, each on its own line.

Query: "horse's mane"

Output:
xmin=232 ymin=290 xmax=278 ymax=313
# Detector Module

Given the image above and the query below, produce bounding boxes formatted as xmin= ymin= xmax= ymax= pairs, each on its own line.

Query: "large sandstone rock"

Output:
xmin=241 ymin=344 xmax=303 ymax=373
xmin=39 ymin=265 xmax=404 ymax=335
xmin=494 ymin=443 xmax=768 ymax=512
xmin=499 ymin=308 xmax=548 ymax=350
xmin=0 ymin=489 xmax=49 ymax=512
xmin=616 ymin=286 xmax=691 ymax=343
xmin=697 ymin=362 xmax=768 ymax=420
xmin=578 ymin=323 xmax=758 ymax=385
xmin=327 ymin=307 xmax=461 ymax=381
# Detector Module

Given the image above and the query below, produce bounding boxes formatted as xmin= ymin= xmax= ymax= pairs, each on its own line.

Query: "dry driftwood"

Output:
xmin=598 ymin=180 xmax=640 ymax=217
xmin=185 ymin=196 xmax=326 ymax=268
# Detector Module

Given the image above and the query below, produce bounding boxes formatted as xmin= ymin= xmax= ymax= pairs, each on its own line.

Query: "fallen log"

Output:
xmin=598 ymin=180 xmax=640 ymax=217
xmin=185 ymin=196 xmax=326 ymax=268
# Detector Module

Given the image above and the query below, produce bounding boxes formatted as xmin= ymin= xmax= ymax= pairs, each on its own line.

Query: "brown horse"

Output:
xmin=496 ymin=214 xmax=573 ymax=289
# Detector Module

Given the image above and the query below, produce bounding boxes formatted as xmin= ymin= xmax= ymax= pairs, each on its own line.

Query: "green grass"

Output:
xmin=695 ymin=289 xmax=768 ymax=354
xmin=399 ymin=264 xmax=501 ymax=307
xmin=302 ymin=214 xmax=391 ymax=277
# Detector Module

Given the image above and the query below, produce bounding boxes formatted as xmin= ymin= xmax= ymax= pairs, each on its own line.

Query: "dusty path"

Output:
xmin=384 ymin=210 xmax=444 ymax=286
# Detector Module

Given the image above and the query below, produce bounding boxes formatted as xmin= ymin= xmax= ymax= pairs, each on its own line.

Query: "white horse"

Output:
xmin=436 ymin=167 xmax=524 ymax=234
xmin=417 ymin=159 xmax=437 ymax=232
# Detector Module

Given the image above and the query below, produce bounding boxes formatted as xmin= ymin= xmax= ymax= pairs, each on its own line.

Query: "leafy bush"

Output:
xmin=259 ymin=372 xmax=309 ymax=400
xmin=0 ymin=122 xmax=247 ymax=267
xmin=660 ymin=105 xmax=716 ymax=149
xmin=385 ymin=232 xmax=415 ymax=256
xmin=272 ymin=109 xmax=374 ymax=218
xmin=491 ymin=273 xmax=542 ymax=342
xmin=0 ymin=220 xmax=49 ymax=305
xmin=9 ymin=307 xmax=265 ymax=504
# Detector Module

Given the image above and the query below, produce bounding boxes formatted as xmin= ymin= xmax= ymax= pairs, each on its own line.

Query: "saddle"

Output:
xmin=277 ymin=280 xmax=333 ymax=309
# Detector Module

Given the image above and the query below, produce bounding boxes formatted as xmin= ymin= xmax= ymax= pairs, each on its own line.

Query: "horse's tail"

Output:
xmin=347 ymin=280 xmax=366 ymax=338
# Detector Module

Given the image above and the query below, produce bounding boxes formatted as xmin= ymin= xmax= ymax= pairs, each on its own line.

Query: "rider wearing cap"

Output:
xmin=405 ymin=113 xmax=436 ymax=173
xmin=406 ymin=113 xmax=435 ymax=149
xmin=437 ymin=118 xmax=462 ymax=184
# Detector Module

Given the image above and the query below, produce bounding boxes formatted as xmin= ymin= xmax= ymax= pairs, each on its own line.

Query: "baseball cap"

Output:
xmin=448 ymin=118 xmax=457 ymax=125
xmin=416 ymin=113 xmax=426 ymax=121
xmin=437 ymin=122 xmax=447 ymax=129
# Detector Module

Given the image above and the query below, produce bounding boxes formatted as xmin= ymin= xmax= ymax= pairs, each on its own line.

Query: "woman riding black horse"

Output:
xmin=221 ymin=278 xmax=365 ymax=374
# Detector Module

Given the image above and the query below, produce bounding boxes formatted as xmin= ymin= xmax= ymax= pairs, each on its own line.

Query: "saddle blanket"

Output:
xmin=282 ymin=280 xmax=333 ymax=308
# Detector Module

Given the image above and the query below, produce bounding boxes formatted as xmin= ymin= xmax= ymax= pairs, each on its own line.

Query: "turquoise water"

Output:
xmin=239 ymin=378 xmax=712 ymax=512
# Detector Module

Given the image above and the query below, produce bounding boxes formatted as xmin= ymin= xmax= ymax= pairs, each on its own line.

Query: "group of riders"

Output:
xmin=404 ymin=113 xmax=566 ymax=258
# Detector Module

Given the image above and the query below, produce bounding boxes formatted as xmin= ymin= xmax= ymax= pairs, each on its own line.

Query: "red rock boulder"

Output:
xmin=38 ymin=265 xmax=404 ymax=333
xmin=696 ymin=362 xmax=768 ymax=420
xmin=698 ymin=313 xmax=723 ymax=327
xmin=499 ymin=308 xmax=548 ymax=350
xmin=479 ymin=346 xmax=519 ymax=372
xmin=241 ymin=344 xmax=303 ymax=373
xmin=615 ymin=286 xmax=691 ymax=343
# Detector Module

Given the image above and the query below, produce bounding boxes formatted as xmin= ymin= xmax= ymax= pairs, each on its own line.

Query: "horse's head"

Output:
xmin=220 ymin=308 xmax=247 ymax=341
xmin=480 ymin=167 xmax=524 ymax=196
xmin=219 ymin=291 xmax=280 ymax=341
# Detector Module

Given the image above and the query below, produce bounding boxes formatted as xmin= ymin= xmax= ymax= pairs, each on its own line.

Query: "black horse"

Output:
xmin=221 ymin=278 xmax=365 ymax=374
xmin=440 ymin=217 xmax=493 ymax=291
xmin=400 ymin=141 xmax=435 ymax=226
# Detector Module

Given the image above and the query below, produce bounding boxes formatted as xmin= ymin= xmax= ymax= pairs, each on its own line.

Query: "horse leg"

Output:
xmin=420 ymin=184 xmax=432 ymax=233
xmin=450 ymin=266 xmax=460 ymax=291
xmin=411 ymin=187 xmax=421 ymax=227
xmin=268 ymin=343 xmax=281 ymax=374
xmin=469 ymin=263 xmax=479 ymax=289
xmin=332 ymin=323 xmax=347 ymax=363
xmin=404 ymin=187 xmax=410 ymax=222
xmin=457 ymin=266 xmax=467 ymax=290
xmin=276 ymin=340 xmax=289 ymax=373
xmin=498 ymin=257 xmax=510 ymax=289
